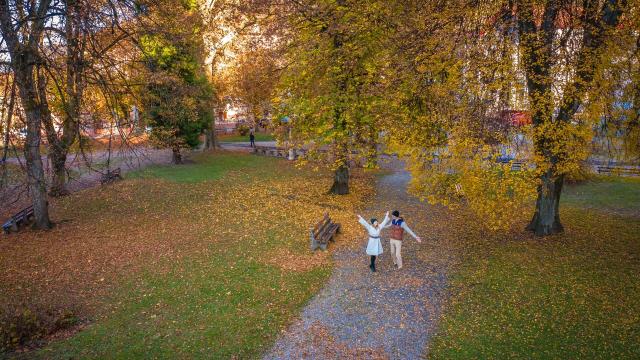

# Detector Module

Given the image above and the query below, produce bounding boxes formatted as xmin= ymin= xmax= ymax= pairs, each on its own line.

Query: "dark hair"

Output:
xmin=392 ymin=210 xmax=400 ymax=217
xmin=370 ymin=218 xmax=378 ymax=225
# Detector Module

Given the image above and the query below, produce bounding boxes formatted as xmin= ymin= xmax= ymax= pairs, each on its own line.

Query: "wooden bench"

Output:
xmin=254 ymin=146 xmax=290 ymax=158
xmin=2 ymin=206 xmax=34 ymax=234
xmin=596 ymin=165 xmax=640 ymax=176
xmin=497 ymin=158 xmax=525 ymax=171
xmin=510 ymin=162 xmax=524 ymax=171
xmin=310 ymin=213 xmax=340 ymax=251
xmin=101 ymin=167 xmax=122 ymax=184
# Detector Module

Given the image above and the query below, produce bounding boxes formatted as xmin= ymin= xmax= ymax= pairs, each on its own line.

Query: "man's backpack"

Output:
xmin=390 ymin=219 xmax=404 ymax=240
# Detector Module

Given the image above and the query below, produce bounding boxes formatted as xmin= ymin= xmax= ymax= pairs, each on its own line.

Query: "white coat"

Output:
xmin=358 ymin=213 xmax=390 ymax=256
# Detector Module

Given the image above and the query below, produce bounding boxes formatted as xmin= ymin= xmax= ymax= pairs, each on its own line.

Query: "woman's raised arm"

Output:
xmin=357 ymin=215 xmax=371 ymax=230
xmin=380 ymin=211 xmax=391 ymax=228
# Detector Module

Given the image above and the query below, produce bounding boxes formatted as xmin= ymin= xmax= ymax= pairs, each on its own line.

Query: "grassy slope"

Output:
xmin=1 ymin=152 xmax=371 ymax=359
xmin=429 ymin=177 xmax=640 ymax=359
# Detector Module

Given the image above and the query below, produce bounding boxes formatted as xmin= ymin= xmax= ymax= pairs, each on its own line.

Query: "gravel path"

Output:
xmin=264 ymin=161 xmax=454 ymax=360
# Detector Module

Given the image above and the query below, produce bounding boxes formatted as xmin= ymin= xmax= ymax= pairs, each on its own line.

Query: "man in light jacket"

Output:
xmin=384 ymin=210 xmax=421 ymax=269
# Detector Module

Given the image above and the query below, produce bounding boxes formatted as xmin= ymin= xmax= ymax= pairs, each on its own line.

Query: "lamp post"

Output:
xmin=280 ymin=116 xmax=295 ymax=161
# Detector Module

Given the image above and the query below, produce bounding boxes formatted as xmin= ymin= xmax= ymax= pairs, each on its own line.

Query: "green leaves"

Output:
xmin=137 ymin=2 xmax=214 ymax=155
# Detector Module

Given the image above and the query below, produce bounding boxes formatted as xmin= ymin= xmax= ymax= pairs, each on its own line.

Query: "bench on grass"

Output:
xmin=510 ymin=162 xmax=524 ymax=171
xmin=2 ymin=205 xmax=34 ymax=234
xmin=254 ymin=145 xmax=287 ymax=158
xmin=596 ymin=165 xmax=640 ymax=177
xmin=101 ymin=167 xmax=122 ymax=184
xmin=310 ymin=213 xmax=340 ymax=251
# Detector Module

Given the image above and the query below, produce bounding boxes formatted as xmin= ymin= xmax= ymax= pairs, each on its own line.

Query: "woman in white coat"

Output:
xmin=357 ymin=211 xmax=390 ymax=272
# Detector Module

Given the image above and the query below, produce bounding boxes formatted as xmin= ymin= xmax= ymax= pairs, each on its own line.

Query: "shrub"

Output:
xmin=0 ymin=308 xmax=42 ymax=352
xmin=237 ymin=124 xmax=250 ymax=136
xmin=0 ymin=307 xmax=79 ymax=353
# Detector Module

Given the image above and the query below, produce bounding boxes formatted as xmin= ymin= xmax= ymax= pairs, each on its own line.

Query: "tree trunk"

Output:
xmin=330 ymin=164 xmax=349 ymax=195
xmin=1 ymin=0 xmax=53 ymax=230
xmin=527 ymin=171 xmax=564 ymax=236
xmin=49 ymin=151 xmax=69 ymax=197
xmin=205 ymin=119 xmax=216 ymax=150
xmin=45 ymin=0 xmax=82 ymax=197
xmin=1 ymin=80 xmax=15 ymax=162
xmin=41 ymin=73 xmax=72 ymax=197
xmin=172 ymin=146 xmax=183 ymax=164
xmin=18 ymin=76 xmax=52 ymax=229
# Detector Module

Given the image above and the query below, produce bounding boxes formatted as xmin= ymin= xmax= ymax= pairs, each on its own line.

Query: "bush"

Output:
xmin=0 ymin=307 xmax=79 ymax=353
xmin=237 ymin=124 xmax=250 ymax=136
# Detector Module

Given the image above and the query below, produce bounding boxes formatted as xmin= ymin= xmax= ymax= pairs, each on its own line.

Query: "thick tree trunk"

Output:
xmin=18 ymin=79 xmax=52 ymax=229
xmin=46 ymin=1 xmax=82 ymax=197
xmin=49 ymin=152 xmax=69 ymax=197
xmin=330 ymin=164 xmax=349 ymax=195
xmin=172 ymin=146 xmax=183 ymax=164
xmin=516 ymin=1 xmax=624 ymax=236
xmin=1 ymin=0 xmax=53 ymax=230
xmin=527 ymin=171 xmax=564 ymax=236
xmin=205 ymin=120 xmax=216 ymax=150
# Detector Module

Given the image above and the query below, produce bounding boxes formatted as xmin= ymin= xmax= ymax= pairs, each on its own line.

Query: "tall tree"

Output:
xmin=518 ymin=0 xmax=627 ymax=235
xmin=0 ymin=0 xmax=54 ymax=229
xmin=383 ymin=0 xmax=634 ymax=235
xmin=42 ymin=0 xmax=137 ymax=196
xmin=137 ymin=0 xmax=213 ymax=164
xmin=275 ymin=0 xmax=385 ymax=194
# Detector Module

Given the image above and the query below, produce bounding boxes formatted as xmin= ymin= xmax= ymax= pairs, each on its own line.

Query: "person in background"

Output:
xmin=249 ymin=128 xmax=256 ymax=148
xmin=384 ymin=210 xmax=421 ymax=269
xmin=357 ymin=211 xmax=390 ymax=272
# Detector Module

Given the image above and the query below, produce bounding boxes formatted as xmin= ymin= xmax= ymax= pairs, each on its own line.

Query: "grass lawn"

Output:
xmin=563 ymin=176 xmax=640 ymax=216
xmin=428 ymin=177 xmax=640 ymax=359
xmin=0 ymin=151 xmax=373 ymax=358
xmin=218 ymin=133 xmax=275 ymax=143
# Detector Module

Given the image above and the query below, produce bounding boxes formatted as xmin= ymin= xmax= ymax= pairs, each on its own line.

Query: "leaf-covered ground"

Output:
xmin=428 ymin=176 xmax=640 ymax=359
xmin=0 ymin=151 xmax=374 ymax=358
xmin=264 ymin=160 xmax=459 ymax=359
xmin=3 ymin=152 xmax=639 ymax=359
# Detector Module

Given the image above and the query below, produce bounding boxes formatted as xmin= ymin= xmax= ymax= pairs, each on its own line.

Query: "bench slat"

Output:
xmin=313 ymin=213 xmax=330 ymax=234
xmin=316 ymin=221 xmax=339 ymax=243
xmin=2 ymin=205 xmax=35 ymax=234
xmin=314 ymin=218 xmax=332 ymax=240
xmin=310 ymin=213 xmax=340 ymax=251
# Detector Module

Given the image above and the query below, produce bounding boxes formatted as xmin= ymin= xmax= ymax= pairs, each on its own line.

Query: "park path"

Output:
xmin=263 ymin=160 xmax=455 ymax=360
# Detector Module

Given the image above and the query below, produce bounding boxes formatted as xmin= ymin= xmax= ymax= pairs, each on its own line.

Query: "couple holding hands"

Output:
xmin=357 ymin=210 xmax=422 ymax=272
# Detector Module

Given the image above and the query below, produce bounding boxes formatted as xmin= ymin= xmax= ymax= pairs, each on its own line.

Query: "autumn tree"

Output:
xmin=137 ymin=0 xmax=214 ymax=164
xmin=0 ymin=0 xmax=141 ymax=227
xmin=516 ymin=0 xmax=628 ymax=234
xmin=42 ymin=0 xmax=138 ymax=196
xmin=382 ymin=0 xmax=635 ymax=235
xmin=0 ymin=0 xmax=55 ymax=228
xmin=274 ymin=0 xmax=386 ymax=194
